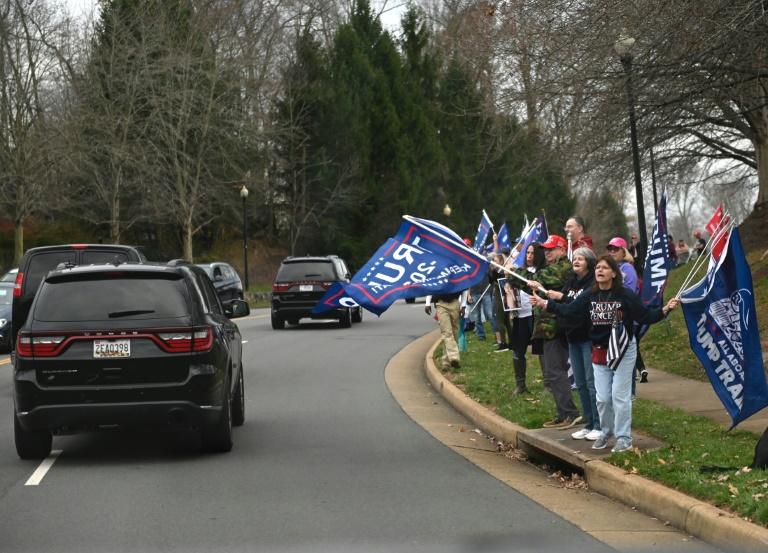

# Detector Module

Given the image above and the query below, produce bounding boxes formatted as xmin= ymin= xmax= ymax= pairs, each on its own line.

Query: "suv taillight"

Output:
xmin=16 ymin=333 xmax=65 ymax=357
xmin=157 ymin=327 xmax=213 ymax=353
xmin=273 ymin=283 xmax=290 ymax=292
xmin=13 ymin=272 xmax=23 ymax=297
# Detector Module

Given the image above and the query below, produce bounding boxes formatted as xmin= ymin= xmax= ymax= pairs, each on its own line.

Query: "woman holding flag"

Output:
xmin=531 ymin=255 xmax=679 ymax=453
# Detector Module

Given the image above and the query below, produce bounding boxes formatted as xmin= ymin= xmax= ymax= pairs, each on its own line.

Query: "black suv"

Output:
xmin=12 ymin=244 xmax=166 ymax=346
xmin=13 ymin=261 xmax=250 ymax=459
xmin=270 ymin=255 xmax=362 ymax=329
xmin=195 ymin=262 xmax=244 ymax=303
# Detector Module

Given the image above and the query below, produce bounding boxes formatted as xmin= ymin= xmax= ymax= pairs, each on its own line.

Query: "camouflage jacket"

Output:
xmin=524 ymin=256 xmax=573 ymax=340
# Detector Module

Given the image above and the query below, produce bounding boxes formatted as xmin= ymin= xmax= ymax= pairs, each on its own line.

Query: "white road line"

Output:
xmin=25 ymin=450 xmax=63 ymax=486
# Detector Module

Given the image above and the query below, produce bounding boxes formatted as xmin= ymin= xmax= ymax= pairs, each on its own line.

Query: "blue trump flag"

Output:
xmin=314 ymin=216 xmax=490 ymax=316
xmin=485 ymin=222 xmax=510 ymax=254
xmin=680 ymin=228 xmax=768 ymax=428
xmin=473 ymin=210 xmax=494 ymax=252
xmin=512 ymin=215 xmax=548 ymax=268
xmin=638 ymin=187 xmax=672 ymax=339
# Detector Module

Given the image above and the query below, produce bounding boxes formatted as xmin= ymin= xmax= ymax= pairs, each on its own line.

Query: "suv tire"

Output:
xmin=351 ymin=307 xmax=363 ymax=323
xmin=271 ymin=312 xmax=285 ymax=329
xmin=202 ymin=375 xmax=233 ymax=453
xmin=232 ymin=369 xmax=245 ymax=427
xmin=339 ymin=307 xmax=352 ymax=328
xmin=15 ymin=415 xmax=52 ymax=460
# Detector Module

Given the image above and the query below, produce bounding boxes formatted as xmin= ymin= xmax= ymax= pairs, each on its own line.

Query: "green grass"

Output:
xmin=437 ymin=323 xmax=768 ymax=526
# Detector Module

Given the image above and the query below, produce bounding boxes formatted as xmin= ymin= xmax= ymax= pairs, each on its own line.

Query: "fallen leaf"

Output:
xmin=460 ymin=426 xmax=466 ymax=432
xmin=729 ymin=483 xmax=739 ymax=495
xmin=658 ymin=458 xmax=667 ymax=465
xmin=624 ymin=459 xmax=631 ymax=466
xmin=701 ymin=452 xmax=710 ymax=458
xmin=741 ymin=467 xmax=752 ymax=473
xmin=472 ymin=428 xmax=483 ymax=435
xmin=753 ymin=493 xmax=765 ymax=500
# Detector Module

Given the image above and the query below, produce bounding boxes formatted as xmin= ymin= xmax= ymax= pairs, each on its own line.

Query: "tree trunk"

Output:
xmin=14 ymin=219 xmax=24 ymax=267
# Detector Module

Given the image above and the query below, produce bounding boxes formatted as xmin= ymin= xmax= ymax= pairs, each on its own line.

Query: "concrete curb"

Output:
xmin=422 ymin=338 xmax=768 ymax=553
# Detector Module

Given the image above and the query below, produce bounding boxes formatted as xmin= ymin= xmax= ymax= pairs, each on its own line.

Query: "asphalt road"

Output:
xmin=0 ymin=302 xmax=694 ymax=552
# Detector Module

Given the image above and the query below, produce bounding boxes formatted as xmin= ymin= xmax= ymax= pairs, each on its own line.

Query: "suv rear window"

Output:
xmin=33 ymin=274 xmax=188 ymax=321
xmin=276 ymin=262 xmax=337 ymax=281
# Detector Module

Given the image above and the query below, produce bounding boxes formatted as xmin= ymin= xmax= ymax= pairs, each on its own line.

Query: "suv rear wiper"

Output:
xmin=108 ymin=309 xmax=156 ymax=318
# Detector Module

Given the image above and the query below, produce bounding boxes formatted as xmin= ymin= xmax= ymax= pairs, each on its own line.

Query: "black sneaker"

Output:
xmin=494 ymin=343 xmax=509 ymax=353
xmin=640 ymin=369 xmax=648 ymax=383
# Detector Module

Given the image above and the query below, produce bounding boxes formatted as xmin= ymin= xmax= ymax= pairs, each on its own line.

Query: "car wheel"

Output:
xmin=14 ymin=414 xmax=52 ymax=460
xmin=271 ymin=312 xmax=285 ymax=329
xmin=202 ymin=375 xmax=233 ymax=453
xmin=232 ymin=368 xmax=245 ymax=427
xmin=351 ymin=306 xmax=363 ymax=323
xmin=405 ymin=297 xmax=416 ymax=304
xmin=339 ymin=307 xmax=352 ymax=328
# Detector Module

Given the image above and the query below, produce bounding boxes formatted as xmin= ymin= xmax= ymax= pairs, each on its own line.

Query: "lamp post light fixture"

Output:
xmin=240 ymin=184 xmax=249 ymax=292
xmin=614 ymin=32 xmax=648 ymax=270
xmin=443 ymin=203 xmax=452 ymax=221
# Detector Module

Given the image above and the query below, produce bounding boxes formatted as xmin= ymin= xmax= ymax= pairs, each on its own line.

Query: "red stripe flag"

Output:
xmin=706 ymin=204 xmax=730 ymax=262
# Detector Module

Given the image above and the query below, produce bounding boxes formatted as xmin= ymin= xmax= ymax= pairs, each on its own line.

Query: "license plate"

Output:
xmin=93 ymin=339 xmax=131 ymax=358
xmin=300 ymin=284 xmax=313 ymax=292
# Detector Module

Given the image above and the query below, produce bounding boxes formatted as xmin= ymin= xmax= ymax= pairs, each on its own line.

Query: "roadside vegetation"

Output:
xmin=434 ymin=249 xmax=768 ymax=526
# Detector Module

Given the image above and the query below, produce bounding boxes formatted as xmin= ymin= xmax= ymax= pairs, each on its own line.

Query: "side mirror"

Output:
xmin=214 ymin=274 xmax=224 ymax=282
xmin=225 ymin=299 xmax=251 ymax=319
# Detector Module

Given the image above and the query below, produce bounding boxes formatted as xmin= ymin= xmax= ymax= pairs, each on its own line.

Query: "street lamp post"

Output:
xmin=614 ymin=33 xmax=648 ymax=270
xmin=240 ymin=184 xmax=249 ymax=292
xmin=443 ymin=204 xmax=451 ymax=225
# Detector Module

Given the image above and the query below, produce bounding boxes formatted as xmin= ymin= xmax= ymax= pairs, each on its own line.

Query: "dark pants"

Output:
xmin=543 ymin=337 xmax=580 ymax=419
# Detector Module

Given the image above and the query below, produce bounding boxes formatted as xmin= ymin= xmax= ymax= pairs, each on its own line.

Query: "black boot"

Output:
xmin=513 ymin=357 xmax=529 ymax=395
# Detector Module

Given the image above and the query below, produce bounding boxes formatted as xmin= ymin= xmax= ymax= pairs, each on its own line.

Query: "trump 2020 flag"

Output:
xmin=314 ymin=216 xmax=490 ymax=316
xmin=638 ymin=187 xmax=672 ymax=339
xmin=512 ymin=215 xmax=548 ymax=268
xmin=680 ymin=227 xmax=768 ymax=428
xmin=473 ymin=211 xmax=494 ymax=252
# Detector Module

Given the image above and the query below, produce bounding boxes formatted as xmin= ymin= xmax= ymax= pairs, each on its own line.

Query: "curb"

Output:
xmin=422 ymin=338 xmax=768 ymax=553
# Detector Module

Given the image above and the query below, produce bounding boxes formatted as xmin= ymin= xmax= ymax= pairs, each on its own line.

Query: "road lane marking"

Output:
xmin=0 ymin=358 xmax=10 ymax=365
xmin=25 ymin=450 xmax=63 ymax=486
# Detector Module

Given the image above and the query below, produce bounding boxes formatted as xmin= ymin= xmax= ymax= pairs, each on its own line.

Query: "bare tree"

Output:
xmin=0 ymin=0 xmax=70 ymax=264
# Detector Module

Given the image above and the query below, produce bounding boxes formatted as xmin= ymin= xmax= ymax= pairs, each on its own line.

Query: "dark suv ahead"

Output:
xmin=12 ymin=244 xmax=166 ymax=346
xmin=270 ymin=255 xmax=362 ymax=329
xmin=13 ymin=261 xmax=250 ymax=459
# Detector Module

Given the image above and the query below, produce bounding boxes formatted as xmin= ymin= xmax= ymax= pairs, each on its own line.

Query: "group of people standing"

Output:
xmin=433 ymin=215 xmax=680 ymax=454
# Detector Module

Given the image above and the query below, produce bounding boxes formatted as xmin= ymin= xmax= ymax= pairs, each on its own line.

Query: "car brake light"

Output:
xmin=273 ymin=281 xmax=335 ymax=291
xmin=13 ymin=272 xmax=23 ymax=297
xmin=16 ymin=333 xmax=65 ymax=357
xmin=157 ymin=327 xmax=213 ymax=353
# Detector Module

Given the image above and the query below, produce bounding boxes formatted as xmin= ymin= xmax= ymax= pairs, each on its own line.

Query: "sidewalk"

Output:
xmin=421 ymin=333 xmax=768 ymax=553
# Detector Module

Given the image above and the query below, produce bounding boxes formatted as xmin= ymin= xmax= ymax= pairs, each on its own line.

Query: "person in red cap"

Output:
xmin=692 ymin=231 xmax=706 ymax=259
xmin=521 ymin=234 xmax=582 ymax=429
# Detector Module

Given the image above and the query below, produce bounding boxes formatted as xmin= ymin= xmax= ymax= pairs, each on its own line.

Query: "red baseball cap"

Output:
xmin=541 ymin=235 xmax=567 ymax=249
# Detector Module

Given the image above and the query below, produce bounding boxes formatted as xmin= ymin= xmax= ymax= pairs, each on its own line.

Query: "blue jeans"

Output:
xmin=469 ymin=291 xmax=498 ymax=339
xmin=593 ymin=339 xmax=637 ymax=445
xmin=569 ymin=341 xmax=600 ymax=432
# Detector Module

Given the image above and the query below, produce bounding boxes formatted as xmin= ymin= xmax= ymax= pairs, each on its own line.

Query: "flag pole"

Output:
xmin=489 ymin=259 xmax=546 ymax=293
xmin=675 ymin=218 xmax=735 ymax=299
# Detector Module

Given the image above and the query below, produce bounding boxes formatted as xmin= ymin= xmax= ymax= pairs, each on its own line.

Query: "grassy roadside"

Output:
xmin=433 ymin=249 xmax=768 ymax=526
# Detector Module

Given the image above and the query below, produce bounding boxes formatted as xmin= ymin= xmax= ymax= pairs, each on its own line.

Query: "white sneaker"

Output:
xmin=571 ymin=428 xmax=590 ymax=440
xmin=585 ymin=429 xmax=603 ymax=441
